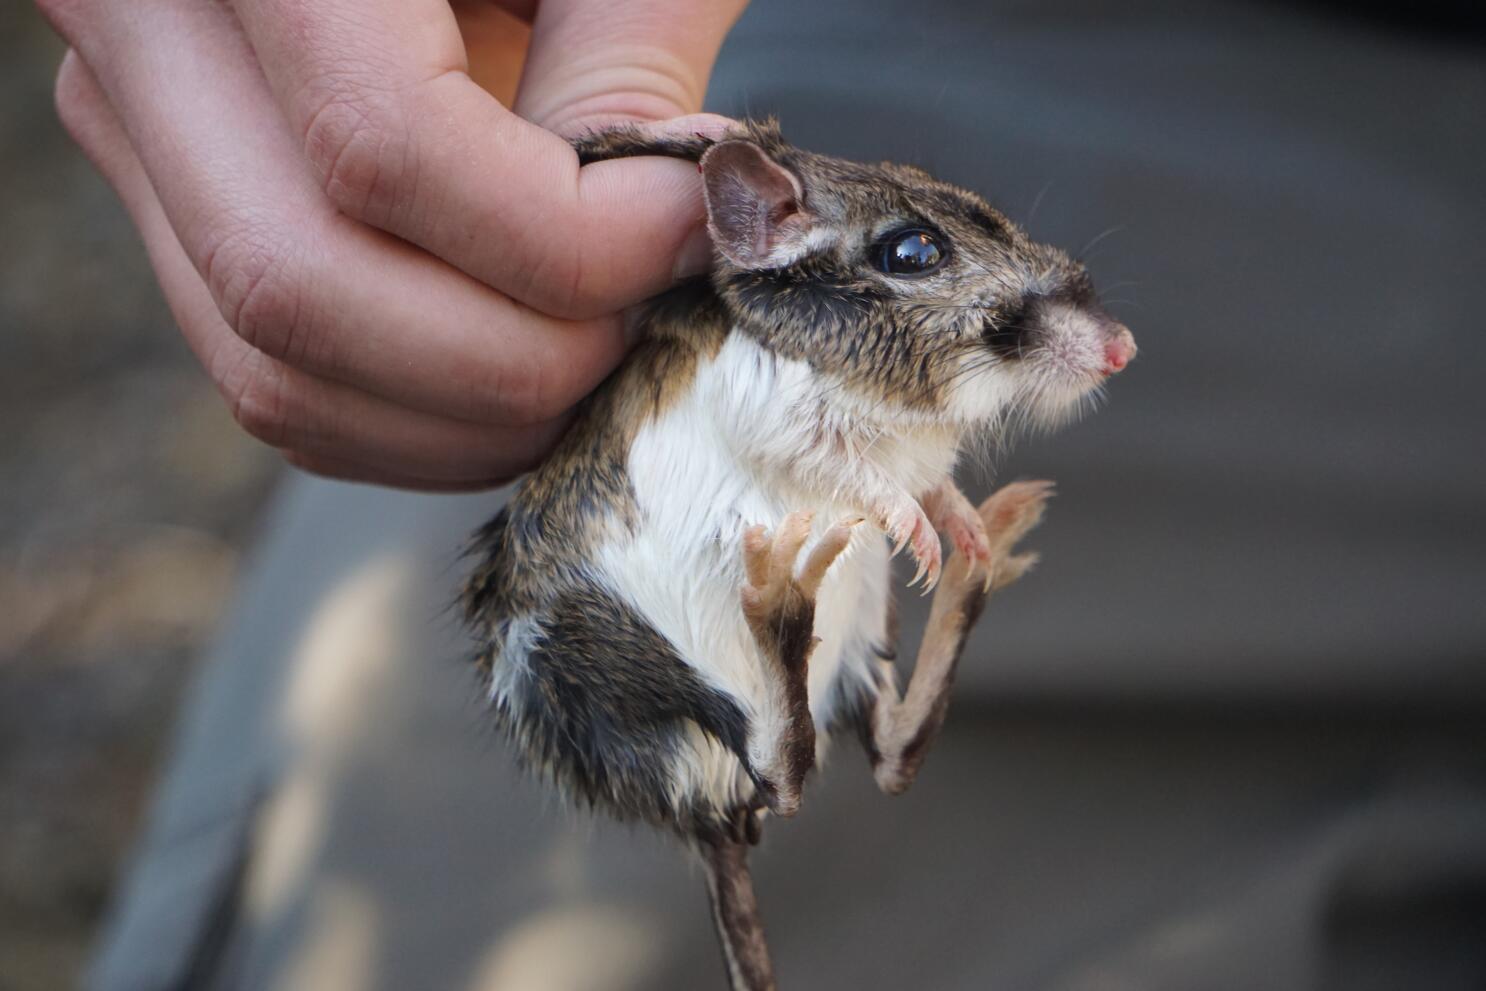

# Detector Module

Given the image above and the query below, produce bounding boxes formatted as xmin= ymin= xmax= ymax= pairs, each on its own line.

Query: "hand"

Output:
xmin=40 ymin=0 xmax=746 ymax=489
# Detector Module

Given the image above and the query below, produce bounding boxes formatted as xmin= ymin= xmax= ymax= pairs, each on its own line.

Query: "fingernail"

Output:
xmin=672 ymin=224 xmax=714 ymax=281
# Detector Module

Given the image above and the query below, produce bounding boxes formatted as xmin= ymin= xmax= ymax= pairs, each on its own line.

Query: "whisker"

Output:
xmin=1076 ymin=225 xmax=1125 ymax=262
xmin=1027 ymin=180 xmax=1055 ymax=224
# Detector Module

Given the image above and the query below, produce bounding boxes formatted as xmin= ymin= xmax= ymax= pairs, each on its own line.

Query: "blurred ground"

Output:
xmin=0 ymin=10 xmax=281 ymax=990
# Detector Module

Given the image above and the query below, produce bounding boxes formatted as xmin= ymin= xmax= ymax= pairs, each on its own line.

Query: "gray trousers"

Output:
xmin=89 ymin=2 xmax=1486 ymax=988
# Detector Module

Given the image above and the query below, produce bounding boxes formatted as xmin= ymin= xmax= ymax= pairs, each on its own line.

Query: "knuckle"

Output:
xmin=201 ymin=228 xmax=306 ymax=364
xmin=216 ymin=350 xmax=298 ymax=448
xmin=299 ymin=85 xmax=413 ymax=222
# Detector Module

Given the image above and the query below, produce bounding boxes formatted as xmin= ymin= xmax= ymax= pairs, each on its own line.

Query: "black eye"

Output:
xmin=874 ymin=228 xmax=946 ymax=276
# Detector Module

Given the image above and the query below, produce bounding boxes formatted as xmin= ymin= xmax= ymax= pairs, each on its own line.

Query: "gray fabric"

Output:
xmin=88 ymin=1 xmax=1486 ymax=989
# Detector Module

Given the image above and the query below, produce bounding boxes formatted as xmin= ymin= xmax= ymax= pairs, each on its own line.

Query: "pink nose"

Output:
xmin=1102 ymin=325 xmax=1137 ymax=375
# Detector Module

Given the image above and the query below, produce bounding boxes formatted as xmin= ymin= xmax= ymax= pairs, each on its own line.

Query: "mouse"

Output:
xmin=461 ymin=118 xmax=1136 ymax=991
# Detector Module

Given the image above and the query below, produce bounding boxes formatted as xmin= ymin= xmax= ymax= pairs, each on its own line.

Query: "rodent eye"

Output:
xmin=874 ymin=228 xmax=946 ymax=277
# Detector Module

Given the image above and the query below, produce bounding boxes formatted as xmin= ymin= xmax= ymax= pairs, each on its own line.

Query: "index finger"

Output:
xmin=233 ymin=0 xmax=730 ymax=319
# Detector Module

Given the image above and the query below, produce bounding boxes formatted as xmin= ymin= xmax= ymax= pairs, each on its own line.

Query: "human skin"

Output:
xmin=38 ymin=0 xmax=748 ymax=489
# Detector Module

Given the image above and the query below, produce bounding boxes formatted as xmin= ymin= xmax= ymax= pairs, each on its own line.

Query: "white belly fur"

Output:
xmin=591 ymin=333 xmax=950 ymax=816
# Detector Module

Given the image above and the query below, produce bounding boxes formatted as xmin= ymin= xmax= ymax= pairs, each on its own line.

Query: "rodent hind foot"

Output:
xmin=740 ymin=512 xmax=859 ymax=631
xmin=976 ymin=479 xmax=1055 ymax=592
xmin=738 ymin=512 xmax=860 ymax=819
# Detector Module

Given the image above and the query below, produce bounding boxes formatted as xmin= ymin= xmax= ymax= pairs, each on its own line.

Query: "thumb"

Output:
xmin=514 ymin=0 xmax=748 ymax=136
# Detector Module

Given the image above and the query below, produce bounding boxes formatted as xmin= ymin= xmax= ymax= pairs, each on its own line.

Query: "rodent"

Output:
xmin=461 ymin=118 xmax=1136 ymax=990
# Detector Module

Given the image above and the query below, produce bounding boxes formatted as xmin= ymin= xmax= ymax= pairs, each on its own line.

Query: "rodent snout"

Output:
xmin=1101 ymin=324 xmax=1137 ymax=375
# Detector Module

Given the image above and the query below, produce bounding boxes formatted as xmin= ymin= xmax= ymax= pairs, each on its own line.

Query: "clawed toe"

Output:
xmin=881 ymin=503 xmax=942 ymax=592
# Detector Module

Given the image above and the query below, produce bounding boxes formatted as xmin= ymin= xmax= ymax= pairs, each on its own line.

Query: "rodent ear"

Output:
xmin=700 ymin=140 xmax=812 ymax=269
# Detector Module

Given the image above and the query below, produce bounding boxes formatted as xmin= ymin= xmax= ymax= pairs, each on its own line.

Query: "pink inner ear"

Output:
xmin=701 ymin=141 xmax=807 ymax=268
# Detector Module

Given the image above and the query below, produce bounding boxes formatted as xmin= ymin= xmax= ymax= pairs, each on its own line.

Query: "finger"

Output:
xmin=454 ymin=3 xmax=531 ymax=104
xmin=282 ymin=450 xmax=507 ymax=492
xmin=54 ymin=52 xmax=565 ymax=485
xmin=514 ymin=0 xmax=748 ymax=135
xmin=487 ymin=0 xmax=540 ymax=23
xmin=54 ymin=4 xmax=628 ymax=426
xmin=224 ymin=0 xmax=735 ymax=317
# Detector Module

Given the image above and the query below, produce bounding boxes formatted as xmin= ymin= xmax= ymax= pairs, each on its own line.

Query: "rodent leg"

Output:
xmin=869 ymin=480 xmax=1054 ymax=795
xmin=739 ymin=513 xmax=858 ymax=816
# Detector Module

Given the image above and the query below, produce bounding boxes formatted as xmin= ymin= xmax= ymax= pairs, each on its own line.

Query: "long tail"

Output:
xmin=699 ymin=836 xmax=776 ymax=990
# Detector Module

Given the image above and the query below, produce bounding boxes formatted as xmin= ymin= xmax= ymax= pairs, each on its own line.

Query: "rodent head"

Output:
xmin=702 ymin=121 xmax=1136 ymax=433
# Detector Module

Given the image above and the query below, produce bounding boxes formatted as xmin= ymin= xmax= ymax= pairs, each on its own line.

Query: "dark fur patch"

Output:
xmin=496 ymin=584 xmax=753 ymax=834
xmin=981 ymin=273 xmax=1104 ymax=360
xmin=462 ymin=506 xmax=512 ymax=678
xmin=720 ymin=260 xmax=957 ymax=411
xmin=769 ymin=591 xmax=819 ymax=799
xmin=981 ymin=297 xmax=1034 ymax=360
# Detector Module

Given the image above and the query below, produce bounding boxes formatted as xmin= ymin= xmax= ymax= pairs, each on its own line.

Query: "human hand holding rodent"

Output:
xmin=40 ymin=0 xmax=747 ymax=489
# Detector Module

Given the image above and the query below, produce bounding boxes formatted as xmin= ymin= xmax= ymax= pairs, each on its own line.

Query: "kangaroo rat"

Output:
xmin=462 ymin=118 xmax=1136 ymax=990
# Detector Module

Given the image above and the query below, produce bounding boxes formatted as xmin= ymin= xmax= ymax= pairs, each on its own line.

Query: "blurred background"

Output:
xmin=3 ymin=2 xmax=1485 ymax=990
xmin=0 ymin=9 xmax=279 ymax=990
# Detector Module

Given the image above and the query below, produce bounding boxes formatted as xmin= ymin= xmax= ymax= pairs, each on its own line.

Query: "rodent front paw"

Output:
xmin=878 ymin=502 xmax=942 ymax=592
xmin=924 ymin=482 xmax=993 ymax=572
